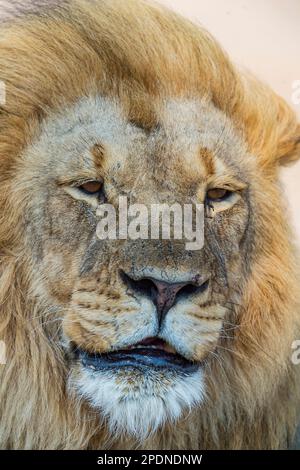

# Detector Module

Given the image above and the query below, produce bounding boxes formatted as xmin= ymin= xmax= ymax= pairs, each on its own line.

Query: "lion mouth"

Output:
xmin=76 ymin=337 xmax=199 ymax=373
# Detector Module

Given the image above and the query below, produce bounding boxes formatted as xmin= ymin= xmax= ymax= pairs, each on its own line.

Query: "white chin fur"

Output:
xmin=72 ymin=366 xmax=205 ymax=441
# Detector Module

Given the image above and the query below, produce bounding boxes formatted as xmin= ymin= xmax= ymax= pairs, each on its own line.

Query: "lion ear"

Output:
xmin=238 ymin=75 xmax=300 ymax=169
xmin=276 ymin=125 xmax=300 ymax=166
xmin=273 ymin=98 xmax=300 ymax=167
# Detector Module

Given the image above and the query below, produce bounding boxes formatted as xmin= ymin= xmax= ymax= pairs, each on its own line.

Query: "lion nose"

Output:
xmin=121 ymin=271 xmax=209 ymax=325
xmin=149 ymin=278 xmax=192 ymax=321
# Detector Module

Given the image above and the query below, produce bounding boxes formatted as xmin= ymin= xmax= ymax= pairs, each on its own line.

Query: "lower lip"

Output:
xmin=77 ymin=347 xmax=199 ymax=374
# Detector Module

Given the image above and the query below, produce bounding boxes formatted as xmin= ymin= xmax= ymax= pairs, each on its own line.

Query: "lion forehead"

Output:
xmin=24 ymin=95 xmax=251 ymax=183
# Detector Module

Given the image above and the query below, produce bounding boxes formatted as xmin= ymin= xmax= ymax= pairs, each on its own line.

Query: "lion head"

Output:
xmin=1 ymin=0 xmax=300 ymax=450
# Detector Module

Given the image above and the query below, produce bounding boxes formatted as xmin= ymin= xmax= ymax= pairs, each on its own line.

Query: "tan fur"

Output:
xmin=0 ymin=0 xmax=300 ymax=449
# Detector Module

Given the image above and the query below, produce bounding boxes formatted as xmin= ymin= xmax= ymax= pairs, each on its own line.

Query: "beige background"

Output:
xmin=159 ymin=0 xmax=300 ymax=241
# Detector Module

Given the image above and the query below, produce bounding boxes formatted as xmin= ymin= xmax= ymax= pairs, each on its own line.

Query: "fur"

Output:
xmin=73 ymin=367 xmax=204 ymax=442
xmin=0 ymin=0 xmax=300 ymax=450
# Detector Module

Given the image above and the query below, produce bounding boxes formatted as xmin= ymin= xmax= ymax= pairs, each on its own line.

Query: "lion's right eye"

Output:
xmin=207 ymin=188 xmax=231 ymax=202
xmin=79 ymin=181 xmax=103 ymax=195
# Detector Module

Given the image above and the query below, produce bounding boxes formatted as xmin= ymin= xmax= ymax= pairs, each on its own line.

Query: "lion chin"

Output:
xmin=65 ymin=336 xmax=205 ymax=439
xmin=72 ymin=365 xmax=204 ymax=440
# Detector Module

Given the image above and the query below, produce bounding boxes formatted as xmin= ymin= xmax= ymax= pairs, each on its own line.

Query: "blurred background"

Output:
xmin=159 ymin=0 xmax=300 ymax=242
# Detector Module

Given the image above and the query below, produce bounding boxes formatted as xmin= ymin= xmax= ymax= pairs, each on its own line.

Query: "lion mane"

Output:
xmin=0 ymin=0 xmax=300 ymax=449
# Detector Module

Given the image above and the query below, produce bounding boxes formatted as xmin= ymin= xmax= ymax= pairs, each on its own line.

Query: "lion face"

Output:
xmin=1 ymin=0 xmax=300 ymax=451
xmin=17 ymin=94 xmax=254 ymax=438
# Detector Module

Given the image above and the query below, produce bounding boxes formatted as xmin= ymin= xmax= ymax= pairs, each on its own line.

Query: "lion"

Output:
xmin=0 ymin=0 xmax=300 ymax=450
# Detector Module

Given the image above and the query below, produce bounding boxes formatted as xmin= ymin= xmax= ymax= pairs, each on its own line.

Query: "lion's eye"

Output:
xmin=207 ymin=188 xmax=231 ymax=201
xmin=79 ymin=181 xmax=103 ymax=195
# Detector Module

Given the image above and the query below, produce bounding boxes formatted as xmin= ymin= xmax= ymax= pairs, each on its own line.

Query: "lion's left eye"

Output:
xmin=79 ymin=181 xmax=103 ymax=195
xmin=207 ymin=188 xmax=231 ymax=202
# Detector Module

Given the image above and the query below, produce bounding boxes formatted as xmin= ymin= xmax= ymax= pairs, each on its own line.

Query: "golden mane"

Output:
xmin=0 ymin=0 xmax=300 ymax=449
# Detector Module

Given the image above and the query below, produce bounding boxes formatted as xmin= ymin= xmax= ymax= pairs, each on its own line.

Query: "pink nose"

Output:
xmin=150 ymin=279 xmax=190 ymax=319
xmin=122 ymin=272 xmax=209 ymax=325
